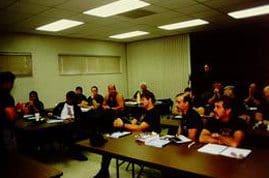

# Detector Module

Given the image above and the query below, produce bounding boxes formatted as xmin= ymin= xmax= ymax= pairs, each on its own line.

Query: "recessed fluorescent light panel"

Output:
xmin=109 ymin=31 xmax=149 ymax=39
xmin=36 ymin=19 xmax=84 ymax=32
xmin=83 ymin=0 xmax=150 ymax=17
xmin=158 ymin=19 xmax=209 ymax=30
xmin=228 ymin=4 xmax=269 ymax=19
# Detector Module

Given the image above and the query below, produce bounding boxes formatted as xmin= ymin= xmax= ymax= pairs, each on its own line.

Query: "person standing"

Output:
xmin=0 ymin=71 xmax=18 ymax=152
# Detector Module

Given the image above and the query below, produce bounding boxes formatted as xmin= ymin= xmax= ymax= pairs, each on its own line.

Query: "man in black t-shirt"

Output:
xmin=93 ymin=91 xmax=160 ymax=178
xmin=0 ymin=72 xmax=17 ymax=151
xmin=199 ymin=96 xmax=247 ymax=147
xmin=87 ymin=86 xmax=104 ymax=110
xmin=175 ymin=93 xmax=203 ymax=141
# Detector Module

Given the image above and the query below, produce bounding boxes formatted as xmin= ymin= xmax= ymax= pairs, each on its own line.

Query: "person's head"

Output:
xmin=0 ymin=71 xmax=16 ymax=92
xmin=212 ymin=81 xmax=222 ymax=90
xmin=249 ymin=83 xmax=257 ymax=95
xmin=140 ymin=82 xmax=147 ymax=92
xmin=263 ymin=85 xmax=269 ymax=102
xmin=141 ymin=91 xmax=155 ymax=109
xmin=75 ymin=86 xmax=83 ymax=95
xmin=204 ymin=64 xmax=210 ymax=73
xmin=91 ymin=86 xmax=98 ymax=97
xmin=213 ymin=96 xmax=233 ymax=122
xmin=29 ymin=91 xmax=39 ymax=101
xmin=175 ymin=93 xmax=191 ymax=114
xmin=108 ymin=84 xmax=117 ymax=97
xmin=223 ymin=85 xmax=235 ymax=99
xmin=66 ymin=91 xmax=76 ymax=105
xmin=184 ymin=87 xmax=193 ymax=98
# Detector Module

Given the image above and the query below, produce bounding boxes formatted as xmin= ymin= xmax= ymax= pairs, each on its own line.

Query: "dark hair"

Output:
xmin=141 ymin=91 xmax=156 ymax=104
xmin=176 ymin=93 xmax=192 ymax=105
xmin=66 ymin=91 xmax=76 ymax=99
xmin=184 ymin=87 xmax=192 ymax=93
xmin=91 ymin=86 xmax=98 ymax=91
xmin=75 ymin=86 xmax=83 ymax=92
xmin=29 ymin=90 xmax=40 ymax=101
xmin=0 ymin=71 xmax=16 ymax=84
xmin=214 ymin=96 xmax=233 ymax=109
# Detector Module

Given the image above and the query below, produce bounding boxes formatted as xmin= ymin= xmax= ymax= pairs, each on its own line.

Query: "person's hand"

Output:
xmin=113 ymin=118 xmax=123 ymax=128
xmin=47 ymin=112 xmax=53 ymax=117
xmin=103 ymin=105 xmax=110 ymax=110
xmin=131 ymin=119 xmax=137 ymax=125
xmin=211 ymin=133 xmax=220 ymax=138
xmin=29 ymin=100 xmax=34 ymax=106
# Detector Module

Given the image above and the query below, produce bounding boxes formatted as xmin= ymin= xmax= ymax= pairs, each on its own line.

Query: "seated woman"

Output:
xmin=24 ymin=91 xmax=44 ymax=115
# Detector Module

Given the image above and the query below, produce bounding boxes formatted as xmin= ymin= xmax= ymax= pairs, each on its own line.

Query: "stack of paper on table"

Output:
xmin=47 ymin=119 xmax=64 ymax=124
xmin=198 ymin=143 xmax=251 ymax=159
xmin=109 ymin=131 xmax=131 ymax=138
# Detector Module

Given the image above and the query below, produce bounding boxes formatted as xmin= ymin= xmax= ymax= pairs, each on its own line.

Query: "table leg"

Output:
xmin=116 ymin=159 xmax=120 ymax=178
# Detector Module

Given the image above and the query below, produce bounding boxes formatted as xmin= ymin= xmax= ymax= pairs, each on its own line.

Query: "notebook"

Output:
xmin=198 ymin=143 xmax=251 ymax=159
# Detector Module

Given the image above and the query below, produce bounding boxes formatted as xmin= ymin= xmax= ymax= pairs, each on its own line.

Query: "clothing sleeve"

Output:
xmin=187 ymin=112 xmax=202 ymax=129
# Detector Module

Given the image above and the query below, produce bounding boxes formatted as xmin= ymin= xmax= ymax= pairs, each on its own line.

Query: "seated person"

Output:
xmin=75 ymin=86 xmax=87 ymax=106
xmin=93 ymin=91 xmax=160 ymax=178
xmin=24 ymin=91 xmax=44 ymax=115
xmin=243 ymin=83 xmax=261 ymax=108
xmin=255 ymin=85 xmax=269 ymax=122
xmin=102 ymin=84 xmax=124 ymax=112
xmin=133 ymin=82 xmax=150 ymax=101
xmin=49 ymin=91 xmax=81 ymax=120
xmin=87 ymin=86 xmax=104 ymax=110
xmin=48 ymin=91 xmax=87 ymax=161
xmin=199 ymin=96 xmax=247 ymax=147
xmin=175 ymin=93 xmax=203 ymax=141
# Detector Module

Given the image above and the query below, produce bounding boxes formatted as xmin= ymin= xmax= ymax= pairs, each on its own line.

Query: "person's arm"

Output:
xmin=123 ymin=121 xmax=149 ymax=132
xmin=218 ymin=130 xmax=245 ymax=147
xmin=188 ymin=128 xmax=199 ymax=141
xmin=111 ymin=94 xmax=124 ymax=111
xmin=4 ymin=107 xmax=17 ymax=122
xmin=114 ymin=118 xmax=149 ymax=132
xmin=199 ymin=129 xmax=220 ymax=144
xmin=102 ymin=94 xmax=110 ymax=109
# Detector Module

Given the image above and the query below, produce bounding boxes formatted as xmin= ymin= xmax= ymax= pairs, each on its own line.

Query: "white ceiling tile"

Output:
xmin=5 ymin=1 xmax=50 ymax=14
xmin=19 ymin=0 xmax=68 ymax=7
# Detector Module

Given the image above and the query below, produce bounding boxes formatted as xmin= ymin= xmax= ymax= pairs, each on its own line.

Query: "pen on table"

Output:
xmin=187 ymin=141 xmax=195 ymax=149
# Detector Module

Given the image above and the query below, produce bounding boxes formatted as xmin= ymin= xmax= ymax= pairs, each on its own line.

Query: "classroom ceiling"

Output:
xmin=1 ymin=0 xmax=269 ymax=42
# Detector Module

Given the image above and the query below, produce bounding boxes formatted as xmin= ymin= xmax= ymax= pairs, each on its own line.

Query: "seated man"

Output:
xmin=48 ymin=91 xmax=87 ymax=161
xmin=101 ymin=84 xmax=125 ymax=132
xmin=255 ymin=85 xmax=269 ymax=122
xmin=93 ymin=91 xmax=160 ymax=178
xmin=87 ymin=86 xmax=104 ymax=110
xmin=133 ymin=82 xmax=150 ymax=101
xmin=175 ymin=93 xmax=203 ymax=141
xmin=50 ymin=91 xmax=81 ymax=120
xmin=199 ymin=96 xmax=247 ymax=147
xmin=103 ymin=84 xmax=124 ymax=112
xmin=75 ymin=86 xmax=87 ymax=106
xmin=243 ymin=83 xmax=261 ymax=108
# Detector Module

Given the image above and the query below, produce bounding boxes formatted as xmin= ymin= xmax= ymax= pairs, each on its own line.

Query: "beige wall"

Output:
xmin=0 ymin=33 xmax=190 ymax=107
xmin=126 ymin=34 xmax=190 ymax=100
xmin=0 ymin=33 xmax=127 ymax=107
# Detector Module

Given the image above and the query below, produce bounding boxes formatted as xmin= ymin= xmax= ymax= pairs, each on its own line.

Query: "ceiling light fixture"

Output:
xmin=36 ymin=19 xmax=84 ymax=32
xmin=158 ymin=19 xmax=209 ymax=30
xmin=83 ymin=0 xmax=150 ymax=17
xmin=109 ymin=30 xmax=149 ymax=39
xmin=228 ymin=4 xmax=269 ymax=19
